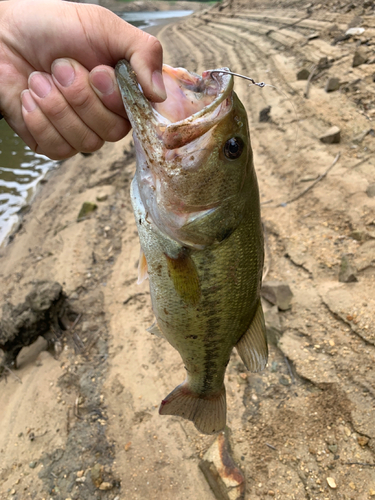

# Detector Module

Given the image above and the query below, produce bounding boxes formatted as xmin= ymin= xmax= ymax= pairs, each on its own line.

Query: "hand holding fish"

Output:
xmin=0 ymin=0 xmax=166 ymax=160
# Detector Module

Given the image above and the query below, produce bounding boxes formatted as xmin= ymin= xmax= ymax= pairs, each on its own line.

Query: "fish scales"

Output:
xmin=116 ymin=60 xmax=268 ymax=434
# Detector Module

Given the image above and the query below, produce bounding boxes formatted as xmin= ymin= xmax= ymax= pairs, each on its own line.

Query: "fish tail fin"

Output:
xmin=159 ymin=382 xmax=226 ymax=434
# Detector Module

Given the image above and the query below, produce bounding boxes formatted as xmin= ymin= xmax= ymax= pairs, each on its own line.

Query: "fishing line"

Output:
xmin=208 ymin=70 xmax=300 ymax=154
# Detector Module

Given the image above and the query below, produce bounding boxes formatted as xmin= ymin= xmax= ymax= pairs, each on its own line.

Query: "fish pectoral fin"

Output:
xmin=146 ymin=321 xmax=165 ymax=338
xmin=137 ymin=247 xmax=149 ymax=284
xmin=159 ymin=381 xmax=226 ymax=435
xmin=236 ymin=301 xmax=268 ymax=372
xmin=165 ymin=249 xmax=201 ymax=306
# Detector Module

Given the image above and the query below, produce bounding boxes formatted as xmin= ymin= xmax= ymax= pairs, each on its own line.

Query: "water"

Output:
xmin=0 ymin=119 xmax=55 ymax=245
xmin=119 ymin=10 xmax=193 ymax=29
xmin=0 ymin=9 xmax=193 ymax=247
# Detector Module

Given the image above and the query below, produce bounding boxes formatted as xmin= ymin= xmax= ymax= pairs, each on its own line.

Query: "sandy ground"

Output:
xmin=1 ymin=1 xmax=375 ymax=499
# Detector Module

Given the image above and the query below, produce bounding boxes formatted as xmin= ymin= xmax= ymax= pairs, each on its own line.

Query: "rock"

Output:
xmin=318 ymin=56 xmax=329 ymax=69
xmin=357 ymin=436 xmax=369 ymax=446
xmin=29 ymin=461 xmax=37 ymax=469
xmin=99 ymin=481 xmax=113 ymax=491
xmin=96 ymin=193 xmax=108 ymax=202
xmin=77 ymin=201 xmax=98 ymax=221
xmin=327 ymin=444 xmax=338 ymax=454
xmin=261 ymin=281 xmax=293 ymax=311
xmin=366 ymin=183 xmax=375 ymax=198
xmin=0 ymin=281 xmax=72 ymax=369
xmin=353 ymin=48 xmax=368 ymax=67
xmin=326 ymin=477 xmax=337 ymax=489
xmin=264 ymin=305 xmax=283 ymax=346
xmin=259 ymin=106 xmax=271 ymax=122
xmin=353 ymin=129 xmax=372 ymax=143
xmin=339 ymin=255 xmax=358 ymax=283
xmin=297 ymin=68 xmax=310 ymax=80
xmin=345 ymin=27 xmax=365 ymax=36
xmin=325 ymin=77 xmax=340 ymax=92
xmin=199 ymin=428 xmax=245 ymax=500
xmin=319 ymin=126 xmax=341 ymax=144
xmin=90 ymin=463 xmax=103 ymax=488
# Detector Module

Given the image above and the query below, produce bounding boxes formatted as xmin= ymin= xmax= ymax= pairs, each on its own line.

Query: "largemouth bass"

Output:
xmin=116 ymin=60 xmax=267 ymax=434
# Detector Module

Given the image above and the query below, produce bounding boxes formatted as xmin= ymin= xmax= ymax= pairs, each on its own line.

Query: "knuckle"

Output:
xmin=46 ymin=98 xmax=69 ymax=122
xmin=51 ymin=143 xmax=76 ymax=160
xmin=80 ymin=132 xmax=104 ymax=153
xmin=68 ymin=85 xmax=93 ymax=111
xmin=103 ymin=119 xmax=129 ymax=143
xmin=144 ymin=33 xmax=162 ymax=55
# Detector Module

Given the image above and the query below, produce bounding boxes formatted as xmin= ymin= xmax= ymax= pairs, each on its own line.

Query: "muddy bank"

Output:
xmin=1 ymin=1 xmax=375 ymax=499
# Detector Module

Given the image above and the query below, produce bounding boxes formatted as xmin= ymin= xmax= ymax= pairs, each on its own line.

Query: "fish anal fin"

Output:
xmin=137 ymin=247 xmax=149 ymax=285
xmin=165 ymin=249 xmax=201 ymax=306
xmin=159 ymin=381 xmax=226 ymax=435
xmin=236 ymin=301 xmax=268 ymax=372
xmin=146 ymin=321 xmax=165 ymax=338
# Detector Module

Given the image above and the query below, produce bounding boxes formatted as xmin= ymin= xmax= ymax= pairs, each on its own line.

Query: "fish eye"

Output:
xmin=223 ymin=137 xmax=244 ymax=160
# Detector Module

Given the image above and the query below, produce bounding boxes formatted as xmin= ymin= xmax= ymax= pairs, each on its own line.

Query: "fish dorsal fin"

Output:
xmin=147 ymin=321 xmax=165 ymax=338
xmin=137 ymin=247 xmax=149 ymax=284
xmin=236 ymin=301 xmax=268 ymax=372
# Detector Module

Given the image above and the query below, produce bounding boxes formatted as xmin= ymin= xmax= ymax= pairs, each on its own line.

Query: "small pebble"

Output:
xmin=29 ymin=461 xmax=37 ymax=469
xmin=327 ymin=477 xmax=337 ymax=489
xmin=124 ymin=441 xmax=132 ymax=451
xmin=99 ymin=481 xmax=113 ymax=491
xmin=357 ymin=436 xmax=369 ymax=446
xmin=76 ymin=470 xmax=84 ymax=478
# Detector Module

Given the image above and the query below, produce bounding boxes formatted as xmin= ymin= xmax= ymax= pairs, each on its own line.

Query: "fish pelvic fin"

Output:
xmin=137 ymin=247 xmax=149 ymax=285
xmin=146 ymin=320 xmax=165 ymax=338
xmin=165 ymin=249 xmax=201 ymax=306
xmin=159 ymin=382 xmax=226 ymax=435
xmin=236 ymin=301 xmax=268 ymax=372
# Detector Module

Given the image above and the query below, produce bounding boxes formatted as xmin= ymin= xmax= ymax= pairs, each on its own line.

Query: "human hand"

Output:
xmin=0 ymin=0 xmax=166 ymax=159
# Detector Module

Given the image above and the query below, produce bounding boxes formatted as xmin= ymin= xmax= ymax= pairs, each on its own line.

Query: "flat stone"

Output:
xmin=199 ymin=428 xmax=245 ymax=500
xmin=353 ymin=129 xmax=372 ymax=143
xmin=77 ymin=202 xmax=97 ymax=221
xmin=339 ymin=255 xmax=358 ymax=283
xmin=96 ymin=193 xmax=108 ymax=202
xmin=264 ymin=305 xmax=282 ymax=346
xmin=318 ymin=56 xmax=329 ymax=69
xmin=319 ymin=126 xmax=341 ymax=144
xmin=259 ymin=105 xmax=271 ymax=122
xmin=325 ymin=77 xmax=340 ymax=92
xmin=366 ymin=183 xmax=375 ymax=198
xmin=297 ymin=68 xmax=310 ymax=80
xmin=346 ymin=27 xmax=365 ymax=36
xmin=261 ymin=281 xmax=293 ymax=311
xmin=353 ymin=48 xmax=368 ymax=67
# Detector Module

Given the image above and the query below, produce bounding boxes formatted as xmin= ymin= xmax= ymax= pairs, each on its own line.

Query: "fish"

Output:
xmin=116 ymin=60 xmax=267 ymax=434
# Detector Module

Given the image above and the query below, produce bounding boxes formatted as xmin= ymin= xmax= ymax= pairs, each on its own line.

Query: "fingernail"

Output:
xmin=21 ymin=90 xmax=37 ymax=112
xmin=52 ymin=59 xmax=75 ymax=87
xmin=152 ymin=71 xmax=167 ymax=100
xmin=90 ymin=69 xmax=115 ymax=96
xmin=29 ymin=72 xmax=52 ymax=98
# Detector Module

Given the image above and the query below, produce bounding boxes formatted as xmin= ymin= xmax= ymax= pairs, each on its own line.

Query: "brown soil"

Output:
xmin=1 ymin=1 xmax=375 ymax=499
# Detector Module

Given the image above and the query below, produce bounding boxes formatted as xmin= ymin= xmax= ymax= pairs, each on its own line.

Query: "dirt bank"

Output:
xmin=1 ymin=1 xmax=375 ymax=499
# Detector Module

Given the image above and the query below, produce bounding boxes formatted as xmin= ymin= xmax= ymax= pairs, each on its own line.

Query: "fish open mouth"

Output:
xmin=116 ymin=61 xmax=234 ymax=152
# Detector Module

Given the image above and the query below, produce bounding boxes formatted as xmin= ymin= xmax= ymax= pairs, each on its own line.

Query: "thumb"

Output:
xmin=74 ymin=4 xmax=166 ymax=102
